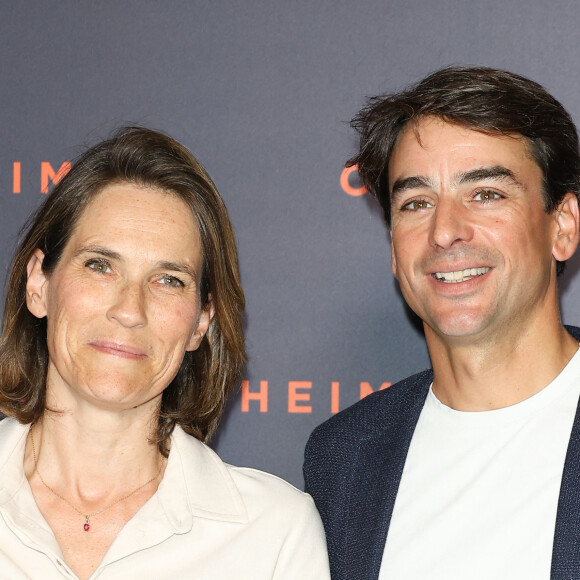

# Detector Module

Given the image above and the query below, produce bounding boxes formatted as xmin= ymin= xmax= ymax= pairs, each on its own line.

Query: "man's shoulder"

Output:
xmin=310 ymin=323 xmax=580 ymax=448
xmin=306 ymin=368 xmax=433 ymax=450
xmin=303 ymin=368 xmax=432 ymax=527
xmin=565 ymin=324 xmax=580 ymax=341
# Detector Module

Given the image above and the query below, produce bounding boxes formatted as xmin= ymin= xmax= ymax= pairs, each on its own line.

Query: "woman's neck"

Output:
xmin=24 ymin=410 xmax=168 ymax=580
xmin=24 ymin=403 xmax=166 ymax=504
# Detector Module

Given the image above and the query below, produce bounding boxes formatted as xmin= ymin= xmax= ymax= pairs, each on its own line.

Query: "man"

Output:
xmin=303 ymin=66 xmax=580 ymax=580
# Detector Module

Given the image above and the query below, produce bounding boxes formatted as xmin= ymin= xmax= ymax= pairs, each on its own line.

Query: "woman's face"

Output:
xmin=26 ymin=183 xmax=213 ymax=413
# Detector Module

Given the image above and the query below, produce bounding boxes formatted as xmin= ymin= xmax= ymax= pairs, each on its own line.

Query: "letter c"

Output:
xmin=340 ymin=165 xmax=367 ymax=197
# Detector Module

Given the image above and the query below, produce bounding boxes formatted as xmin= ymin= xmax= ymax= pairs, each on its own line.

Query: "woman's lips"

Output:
xmin=89 ymin=341 xmax=148 ymax=359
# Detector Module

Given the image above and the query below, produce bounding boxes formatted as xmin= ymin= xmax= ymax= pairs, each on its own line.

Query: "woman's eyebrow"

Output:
xmin=73 ymin=245 xmax=121 ymax=260
xmin=157 ymin=261 xmax=198 ymax=280
xmin=73 ymin=247 xmax=197 ymax=280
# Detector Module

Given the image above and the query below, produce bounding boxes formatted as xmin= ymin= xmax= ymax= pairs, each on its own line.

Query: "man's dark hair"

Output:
xmin=348 ymin=66 xmax=580 ymax=273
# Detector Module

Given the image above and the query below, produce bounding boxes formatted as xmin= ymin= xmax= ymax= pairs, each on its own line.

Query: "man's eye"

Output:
xmin=402 ymin=199 xmax=432 ymax=211
xmin=85 ymin=259 xmax=111 ymax=273
xmin=473 ymin=190 xmax=502 ymax=202
xmin=160 ymin=275 xmax=184 ymax=288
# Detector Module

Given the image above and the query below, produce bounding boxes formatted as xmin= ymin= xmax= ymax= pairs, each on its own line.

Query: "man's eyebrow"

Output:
xmin=456 ymin=166 xmax=524 ymax=188
xmin=390 ymin=165 xmax=525 ymax=200
xmin=391 ymin=176 xmax=433 ymax=198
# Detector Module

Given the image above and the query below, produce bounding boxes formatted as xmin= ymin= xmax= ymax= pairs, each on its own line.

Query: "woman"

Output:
xmin=0 ymin=127 xmax=330 ymax=579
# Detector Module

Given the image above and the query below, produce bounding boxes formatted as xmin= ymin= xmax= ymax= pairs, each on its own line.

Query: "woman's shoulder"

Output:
xmin=225 ymin=463 xmax=314 ymax=510
xmin=0 ymin=417 xmax=29 ymax=455
xmin=172 ymin=426 xmax=315 ymax=517
xmin=0 ymin=416 xmax=24 ymax=431
xmin=169 ymin=428 xmax=330 ymax=579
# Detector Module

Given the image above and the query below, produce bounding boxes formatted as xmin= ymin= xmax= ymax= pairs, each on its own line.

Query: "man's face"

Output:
xmin=388 ymin=116 xmax=567 ymax=344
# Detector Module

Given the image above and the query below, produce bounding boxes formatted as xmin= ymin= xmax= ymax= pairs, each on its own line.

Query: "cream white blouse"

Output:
xmin=0 ymin=418 xmax=330 ymax=579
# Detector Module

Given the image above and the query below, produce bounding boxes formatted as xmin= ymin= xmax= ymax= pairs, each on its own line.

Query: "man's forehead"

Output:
xmin=394 ymin=116 xmax=531 ymax=152
xmin=388 ymin=116 xmax=540 ymax=184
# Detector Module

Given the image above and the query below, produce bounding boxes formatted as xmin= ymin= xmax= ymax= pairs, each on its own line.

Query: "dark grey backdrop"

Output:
xmin=2 ymin=1 xmax=580 ymax=488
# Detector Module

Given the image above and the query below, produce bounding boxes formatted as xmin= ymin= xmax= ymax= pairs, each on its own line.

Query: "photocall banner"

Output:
xmin=2 ymin=1 xmax=580 ymax=488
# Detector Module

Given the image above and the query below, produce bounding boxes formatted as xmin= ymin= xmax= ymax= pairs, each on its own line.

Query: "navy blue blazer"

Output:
xmin=304 ymin=325 xmax=580 ymax=580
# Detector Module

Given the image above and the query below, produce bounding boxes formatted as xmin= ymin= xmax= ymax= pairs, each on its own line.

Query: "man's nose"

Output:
xmin=429 ymin=197 xmax=474 ymax=249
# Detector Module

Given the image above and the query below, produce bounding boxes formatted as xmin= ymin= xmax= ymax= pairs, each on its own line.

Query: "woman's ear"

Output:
xmin=26 ymin=249 xmax=48 ymax=319
xmin=186 ymin=294 xmax=215 ymax=352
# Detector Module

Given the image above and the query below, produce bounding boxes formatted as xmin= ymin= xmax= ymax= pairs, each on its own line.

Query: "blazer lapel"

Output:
xmin=551 ymin=325 xmax=580 ymax=579
xmin=342 ymin=372 xmax=431 ymax=580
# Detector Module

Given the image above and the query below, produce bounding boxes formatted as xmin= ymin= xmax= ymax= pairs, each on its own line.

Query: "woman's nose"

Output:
xmin=106 ymin=281 xmax=147 ymax=328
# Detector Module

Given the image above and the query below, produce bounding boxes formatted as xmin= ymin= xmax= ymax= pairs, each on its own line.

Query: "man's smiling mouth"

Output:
xmin=433 ymin=267 xmax=490 ymax=283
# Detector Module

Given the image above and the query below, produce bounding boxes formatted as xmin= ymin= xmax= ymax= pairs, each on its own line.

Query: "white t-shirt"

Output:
xmin=379 ymin=348 xmax=580 ymax=580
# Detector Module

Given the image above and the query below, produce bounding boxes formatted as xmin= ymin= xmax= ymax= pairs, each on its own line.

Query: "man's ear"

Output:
xmin=26 ymin=249 xmax=48 ymax=319
xmin=186 ymin=294 xmax=216 ymax=352
xmin=552 ymin=193 xmax=580 ymax=263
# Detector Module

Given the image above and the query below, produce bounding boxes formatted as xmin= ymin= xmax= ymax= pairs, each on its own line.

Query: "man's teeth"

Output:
xmin=433 ymin=267 xmax=490 ymax=283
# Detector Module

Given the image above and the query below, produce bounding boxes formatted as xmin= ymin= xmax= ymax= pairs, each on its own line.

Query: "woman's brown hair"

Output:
xmin=0 ymin=127 xmax=246 ymax=454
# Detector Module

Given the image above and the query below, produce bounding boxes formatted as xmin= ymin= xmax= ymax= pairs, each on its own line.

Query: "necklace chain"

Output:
xmin=29 ymin=426 xmax=164 ymax=532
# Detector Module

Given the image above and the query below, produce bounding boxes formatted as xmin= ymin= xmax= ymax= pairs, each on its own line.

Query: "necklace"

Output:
xmin=29 ymin=426 xmax=164 ymax=532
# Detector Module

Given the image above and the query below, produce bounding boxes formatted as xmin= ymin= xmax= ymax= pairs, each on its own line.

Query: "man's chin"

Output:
xmin=423 ymin=316 xmax=493 ymax=343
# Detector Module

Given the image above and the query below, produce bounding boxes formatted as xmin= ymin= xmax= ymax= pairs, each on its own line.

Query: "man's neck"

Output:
xmin=427 ymin=318 xmax=578 ymax=411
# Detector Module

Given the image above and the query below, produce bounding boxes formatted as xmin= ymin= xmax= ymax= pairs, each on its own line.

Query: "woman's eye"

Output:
xmin=85 ymin=259 xmax=111 ymax=273
xmin=402 ymin=198 xmax=432 ymax=211
xmin=474 ymin=190 xmax=502 ymax=202
xmin=160 ymin=275 xmax=184 ymax=288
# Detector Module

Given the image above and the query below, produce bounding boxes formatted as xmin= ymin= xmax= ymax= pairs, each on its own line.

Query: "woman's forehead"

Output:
xmin=67 ymin=183 xmax=203 ymax=267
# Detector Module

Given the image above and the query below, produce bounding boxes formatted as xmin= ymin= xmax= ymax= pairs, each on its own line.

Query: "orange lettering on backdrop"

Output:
xmin=340 ymin=165 xmax=367 ymax=197
xmin=41 ymin=161 xmax=71 ymax=194
xmin=288 ymin=381 xmax=312 ymax=413
xmin=331 ymin=381 xmax=340 ymax=414
xmin=13 ymin=162 xmax=21 ymax=194
xmin=241 ymin=380 xmax=268 ymax=412
xmin=360 ymin=381 xmax=392 ymax=399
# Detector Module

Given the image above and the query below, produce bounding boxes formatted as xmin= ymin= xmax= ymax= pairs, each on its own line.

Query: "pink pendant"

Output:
xmin=84 ymin=517 xmax=90 ymax=532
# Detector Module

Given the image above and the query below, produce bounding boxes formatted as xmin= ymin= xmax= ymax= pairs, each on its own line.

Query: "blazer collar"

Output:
xmin=342 ymin=371 xmax=432 ymax=580
xmin=551 ymin=324 xmax=580 ymax=579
